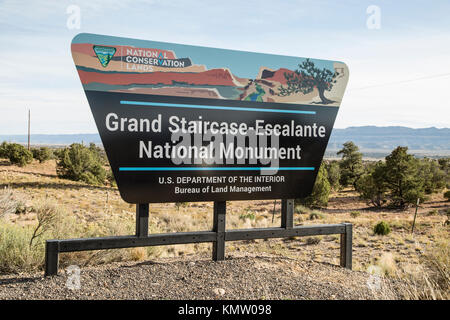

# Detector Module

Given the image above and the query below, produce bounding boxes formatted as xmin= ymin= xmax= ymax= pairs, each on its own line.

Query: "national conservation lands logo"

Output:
xmin=93 ymin=45 xmax=116 ymax=67
xmin=123 ymin=47 xmax=192 ymax=71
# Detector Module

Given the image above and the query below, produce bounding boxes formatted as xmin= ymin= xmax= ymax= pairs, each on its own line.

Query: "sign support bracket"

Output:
xmin=212 ymin=201 xmax=226 ymax=261
xmin=136 ymin=203 xmax=149 ymax=237
xmin=281 ymin=199 xmax=294 ymax=229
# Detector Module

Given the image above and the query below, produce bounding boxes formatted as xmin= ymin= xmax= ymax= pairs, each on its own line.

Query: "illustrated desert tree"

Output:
xmin=278 ymin=58 xmax=339 ymax=104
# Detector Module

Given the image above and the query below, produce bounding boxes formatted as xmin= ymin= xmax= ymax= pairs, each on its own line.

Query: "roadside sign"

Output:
xmin=71 ymin=33 xmax=349 ymax=203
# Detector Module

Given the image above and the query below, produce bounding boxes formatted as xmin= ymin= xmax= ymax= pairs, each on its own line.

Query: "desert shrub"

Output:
xmin=56 ymin=143 xmax=107 ymax=185
xmin=444 ymin=191 xmax=450 ymax=202
xmin=373 ymin=221 xmax=391 ymax=236
xmin=174 ymin=202 xmax=188 ymax=211
xmin=305 ymin=237 xmax=321 ymax=245
xmin=239 ymin=212 xmax=255 ymax=221
xmin=0 ymin=187 xmax=28 ymax=217
xmin=376 ymin=252 xmax=397 ymax=276
xmin=14 ymin=199 xmax=27 ymax=214
xmin=337 ymin=141 xmax=364 ymax=188
xmin=31 ymin=147 xmax=53 ymax=163
xmin=294 ymin=204 xmax=311 ymax=215
xmin=29 ymin=201 xmax=61 ymax=247
xmin=4 ymin=143 xmax=33 ymax=167
xmin=297 ymin=163 xmax=331 ymax=207
xmin=0 ymin=200 xmax=61 ymax=273
xmin=350 ymin=211 xmax=361 ymax=218
xmin=0 ymin=199 xmax=160 ymax=273
xmin=0 ymin=187 xmax=17 ymax=218
xmin=309 ymin=210 xmax=325 ymax=220
xmin=0 ymin=222 xmax=44 ymax=273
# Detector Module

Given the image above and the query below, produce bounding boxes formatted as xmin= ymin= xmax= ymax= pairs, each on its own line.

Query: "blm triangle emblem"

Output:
xmin=93 ymin=45 xmax=116 ymax=67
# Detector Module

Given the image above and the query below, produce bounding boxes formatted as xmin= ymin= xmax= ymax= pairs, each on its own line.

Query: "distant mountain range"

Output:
xmin=1 ymin=126 xmax=449 ymax=158
xmin=326 ymin=126 xmax=450 ymax=157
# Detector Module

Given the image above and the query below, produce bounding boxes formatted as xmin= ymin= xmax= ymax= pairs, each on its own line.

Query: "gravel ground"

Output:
xmin=0 ymin=252 xmax=402 ymax=300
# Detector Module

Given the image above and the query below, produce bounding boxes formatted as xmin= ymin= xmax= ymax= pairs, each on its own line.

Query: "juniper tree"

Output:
xmin=31 ymin=147 xmax=53 ymax=163
xmin=297 ymin=163 xmax=331 ymax=207
xmin=325 ymin=160 xmax=341 ymax=190
xmin=56 ymin=143 xmax=106 ymax=186
xmin=4 ymin=143 xmax=33 ymax=167
xmin=337 ymin=141 xmax=364 ymax=189
xmin=356 ymin=161 xmax=387 ymax=207
xmin=383 ymin=146 xmax=424 ymax=208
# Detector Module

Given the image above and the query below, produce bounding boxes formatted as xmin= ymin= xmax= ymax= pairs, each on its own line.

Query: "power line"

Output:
xmin=348 ymin=72 xmax=450 ymax=91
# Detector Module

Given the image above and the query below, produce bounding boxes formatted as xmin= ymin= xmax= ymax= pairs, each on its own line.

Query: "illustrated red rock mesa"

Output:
xmin=77 ymin=68 xmax=243 ymax=87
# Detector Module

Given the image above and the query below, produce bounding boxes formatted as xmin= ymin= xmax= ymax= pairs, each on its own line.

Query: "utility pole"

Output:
xmin=27 ymin=109 xmax=31 ymax=151
xmin=411 ymin=198 xmax=420 ymax=234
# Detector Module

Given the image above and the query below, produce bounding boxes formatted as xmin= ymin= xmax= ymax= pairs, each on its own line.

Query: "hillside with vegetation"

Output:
xmin=0 ymin=140 xmax=448 ymax=299
xmin=1 ymin=126 xmax=449 ymax=158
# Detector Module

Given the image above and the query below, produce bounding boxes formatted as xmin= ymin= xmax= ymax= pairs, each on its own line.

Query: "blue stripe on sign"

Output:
xmin=120 ymin=100 xmax=316 ymax=115
xmin=119 ymin=167 xmax=315 ymax=172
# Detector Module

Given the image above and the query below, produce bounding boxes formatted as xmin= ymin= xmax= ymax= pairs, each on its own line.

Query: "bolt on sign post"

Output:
xmin=43 ymin=33 xmax=352 ymax=276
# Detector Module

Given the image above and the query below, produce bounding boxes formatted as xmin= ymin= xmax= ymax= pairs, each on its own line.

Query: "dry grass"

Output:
xmin=0 ymin=159 xmax=449 ymax=299
xmin=0 ymin=186 xmax=27 ymax=218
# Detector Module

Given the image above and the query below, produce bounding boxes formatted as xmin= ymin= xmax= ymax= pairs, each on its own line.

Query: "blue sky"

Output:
xmin=1 ymin=0 xmax=449 ymax=134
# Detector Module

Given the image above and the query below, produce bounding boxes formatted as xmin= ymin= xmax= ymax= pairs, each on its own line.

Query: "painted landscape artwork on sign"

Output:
xmin=72 ymin=34 xmax=348 ymax=106
xmin=71 ymin=33 xmax=349 ymax=203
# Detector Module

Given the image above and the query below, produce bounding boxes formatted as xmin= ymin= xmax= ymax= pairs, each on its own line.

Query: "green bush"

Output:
xmin=239 ymin=211 xmax=256 ymax=221
xmin=294 ymin=204 xmax=311 ymax=215
xmin=309 ymin=210 xmax=325 ymax=220
xmin=4 ymin=143 xmax=33 ymax=167
xmin=350 ymin=211 xmax=361 ymax=218
xmin=31 ymin=147 xmax=53 ymax=163
xmin=56 ymin=143 xmax=107 ymax=185
xmin=0 ymin=222 xmax=43 ymax=273
xmin=373 ymin=221 xmax=391 ymax=236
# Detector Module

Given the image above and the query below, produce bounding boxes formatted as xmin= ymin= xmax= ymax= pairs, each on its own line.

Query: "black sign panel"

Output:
xmin=72 ymin=33 xmax=349 ymax=203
